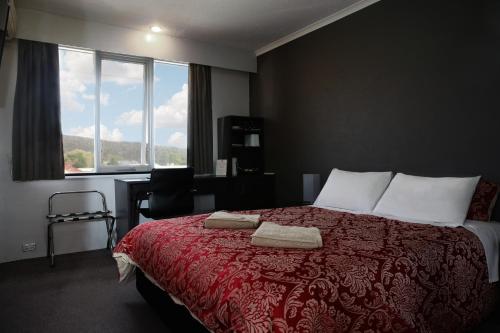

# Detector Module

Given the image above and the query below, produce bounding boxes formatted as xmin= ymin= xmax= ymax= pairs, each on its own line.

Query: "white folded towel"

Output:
xmin=204 ymin=211 xmax=261 ymax=229
xmin=251 ymin=222 xmax=323 ymax=249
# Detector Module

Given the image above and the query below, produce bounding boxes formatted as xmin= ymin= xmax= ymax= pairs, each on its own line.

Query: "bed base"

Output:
xmin=135 ymin=269 xmax=209 ymax=332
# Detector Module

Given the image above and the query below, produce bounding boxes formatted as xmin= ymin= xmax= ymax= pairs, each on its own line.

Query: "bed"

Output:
xmin=113 ymin=205 xmax=500 ymax=332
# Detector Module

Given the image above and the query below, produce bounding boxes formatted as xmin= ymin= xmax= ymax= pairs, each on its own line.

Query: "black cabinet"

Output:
xmin=218 ymin=116 xmax=265 ymax=177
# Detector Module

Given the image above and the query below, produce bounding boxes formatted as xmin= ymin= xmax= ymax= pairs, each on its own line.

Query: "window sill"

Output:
xmin=65 ymin=171 xmax=150 ymax=180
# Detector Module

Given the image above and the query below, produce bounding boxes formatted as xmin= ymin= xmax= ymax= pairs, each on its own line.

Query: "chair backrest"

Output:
xmin=148 ymin=167 xmax=194 ymax=219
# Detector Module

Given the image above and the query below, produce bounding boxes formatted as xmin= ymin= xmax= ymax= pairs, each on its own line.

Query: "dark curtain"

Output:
xmin=187 ymin=63 xmax=213 ymax=174
xmin=12 ymin=39 xmax=64 ymax=181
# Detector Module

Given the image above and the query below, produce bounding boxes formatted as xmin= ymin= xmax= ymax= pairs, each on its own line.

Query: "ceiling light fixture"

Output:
xmin=150 ymin=26 xmax=162 ymax=33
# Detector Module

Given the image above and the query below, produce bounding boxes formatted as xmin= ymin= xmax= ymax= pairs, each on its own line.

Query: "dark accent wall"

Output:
xmin=250 ymin=0 xmax=500 ymax=217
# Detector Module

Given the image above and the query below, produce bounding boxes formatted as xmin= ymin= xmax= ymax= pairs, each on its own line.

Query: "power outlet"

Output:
xmin=22 ymin=242 xmax=36 ymax=252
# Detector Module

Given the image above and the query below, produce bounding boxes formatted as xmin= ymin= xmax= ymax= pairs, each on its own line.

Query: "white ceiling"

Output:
xmin=16 ymin=0 xmax=361 ymax=51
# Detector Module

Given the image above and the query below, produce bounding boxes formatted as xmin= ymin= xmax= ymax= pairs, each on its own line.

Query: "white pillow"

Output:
xmin=314 ymin=169 xmax=393 ymax=212
xmin=373 ymin=173 xmax=480 ymax=226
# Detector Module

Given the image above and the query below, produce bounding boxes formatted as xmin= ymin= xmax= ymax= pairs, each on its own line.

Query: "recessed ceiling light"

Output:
xmin=150 ymin=26 xmax=162 ymax=33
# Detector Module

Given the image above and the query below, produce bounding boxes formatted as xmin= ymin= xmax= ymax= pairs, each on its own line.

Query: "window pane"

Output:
xmin=153 ymin=61 xmax=188 ymax=168
xmin=59 ymin=48 xmax=96 ymax=173
xmin=100 ymin=59 xmax=146 ymax=168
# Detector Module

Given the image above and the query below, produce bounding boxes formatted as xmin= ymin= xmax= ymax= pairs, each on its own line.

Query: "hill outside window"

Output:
xmin=59 ymin=46 xmax=188 ymax=174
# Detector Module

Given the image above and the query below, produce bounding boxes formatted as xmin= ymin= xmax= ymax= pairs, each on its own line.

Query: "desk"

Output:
xmin=114 ymin=174 xmax=275 ymax=240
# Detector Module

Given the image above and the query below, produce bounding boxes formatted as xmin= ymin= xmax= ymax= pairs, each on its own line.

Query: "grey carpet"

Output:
xmin=0 ymin=250 xmax=167 ymax=333
xmin=0 ymin=250 xmax=499 ymax=333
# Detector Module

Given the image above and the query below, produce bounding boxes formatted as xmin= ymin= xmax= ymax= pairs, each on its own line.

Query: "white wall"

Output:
xmin=0 ymin=9 xmax=250 ymax=263
xmin=211 ymin=67 xmax=250 ymax=161
xmin=16 ymin=8 xmax=256 ymax=73
xmin=0 ymin=42 xmax=116 ymax=262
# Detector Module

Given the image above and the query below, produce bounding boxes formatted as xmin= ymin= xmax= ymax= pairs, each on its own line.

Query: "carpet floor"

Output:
xmin=0 ymin=250 xmax=167 ymax=333
xmin=0 ymin=250 xmax=499 ymax=333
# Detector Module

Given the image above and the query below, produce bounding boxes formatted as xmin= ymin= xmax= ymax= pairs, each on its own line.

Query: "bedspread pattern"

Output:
xmin=114 ymin=206 xmax=497 ymax=333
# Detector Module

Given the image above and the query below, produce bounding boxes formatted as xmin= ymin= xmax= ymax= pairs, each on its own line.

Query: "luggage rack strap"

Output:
xmin=47 ymin=210 xmax=111 ymax=219
xmin=52 ymin=214 xmax=112 ymax=223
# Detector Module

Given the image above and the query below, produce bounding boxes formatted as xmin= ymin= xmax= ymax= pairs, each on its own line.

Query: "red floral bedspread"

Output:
xmin=114 ymin=206 xmax=498 ymax=333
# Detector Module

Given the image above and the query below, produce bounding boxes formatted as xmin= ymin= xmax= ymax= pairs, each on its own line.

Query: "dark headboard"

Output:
xmin=250 ymin=0 xmax=500 ymax=219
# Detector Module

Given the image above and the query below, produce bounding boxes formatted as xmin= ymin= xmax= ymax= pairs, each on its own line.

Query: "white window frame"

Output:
xmin=94 ymin=51 xmax=154 ymax=173
xmin=60 ymin=46 xmax=188 ymax=174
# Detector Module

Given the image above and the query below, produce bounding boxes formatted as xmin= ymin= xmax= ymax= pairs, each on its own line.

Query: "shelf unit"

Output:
xmin=217 ymin=116 xmax=264 ymax=177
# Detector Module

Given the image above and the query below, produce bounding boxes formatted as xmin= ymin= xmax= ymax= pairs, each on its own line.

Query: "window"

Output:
xmin=99 ymin=55 xmax=149 ymax=171
xmin=59 ymin=47 xmax=188 ymax=174
xmin=59 ymin=47 xmax=96 ymax=173
xmin=153 ymin=61 xmax=188 ymax=167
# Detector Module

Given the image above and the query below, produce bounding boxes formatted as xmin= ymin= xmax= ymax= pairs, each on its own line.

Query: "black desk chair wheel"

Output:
xmin=137 ymin=168 xmax=195 ymax=220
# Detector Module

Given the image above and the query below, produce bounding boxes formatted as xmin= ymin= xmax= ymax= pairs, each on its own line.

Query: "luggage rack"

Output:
xmin=46 ymin=190 xmax=115 ymax=267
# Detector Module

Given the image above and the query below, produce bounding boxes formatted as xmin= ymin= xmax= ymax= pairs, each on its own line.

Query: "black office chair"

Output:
xmin=138 ymin=168 xmax=195 ymax=220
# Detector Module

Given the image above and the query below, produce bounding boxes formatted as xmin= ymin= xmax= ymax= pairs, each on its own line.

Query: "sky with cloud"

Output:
xmin=59 ymin=49 xmax=188 ymax=149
